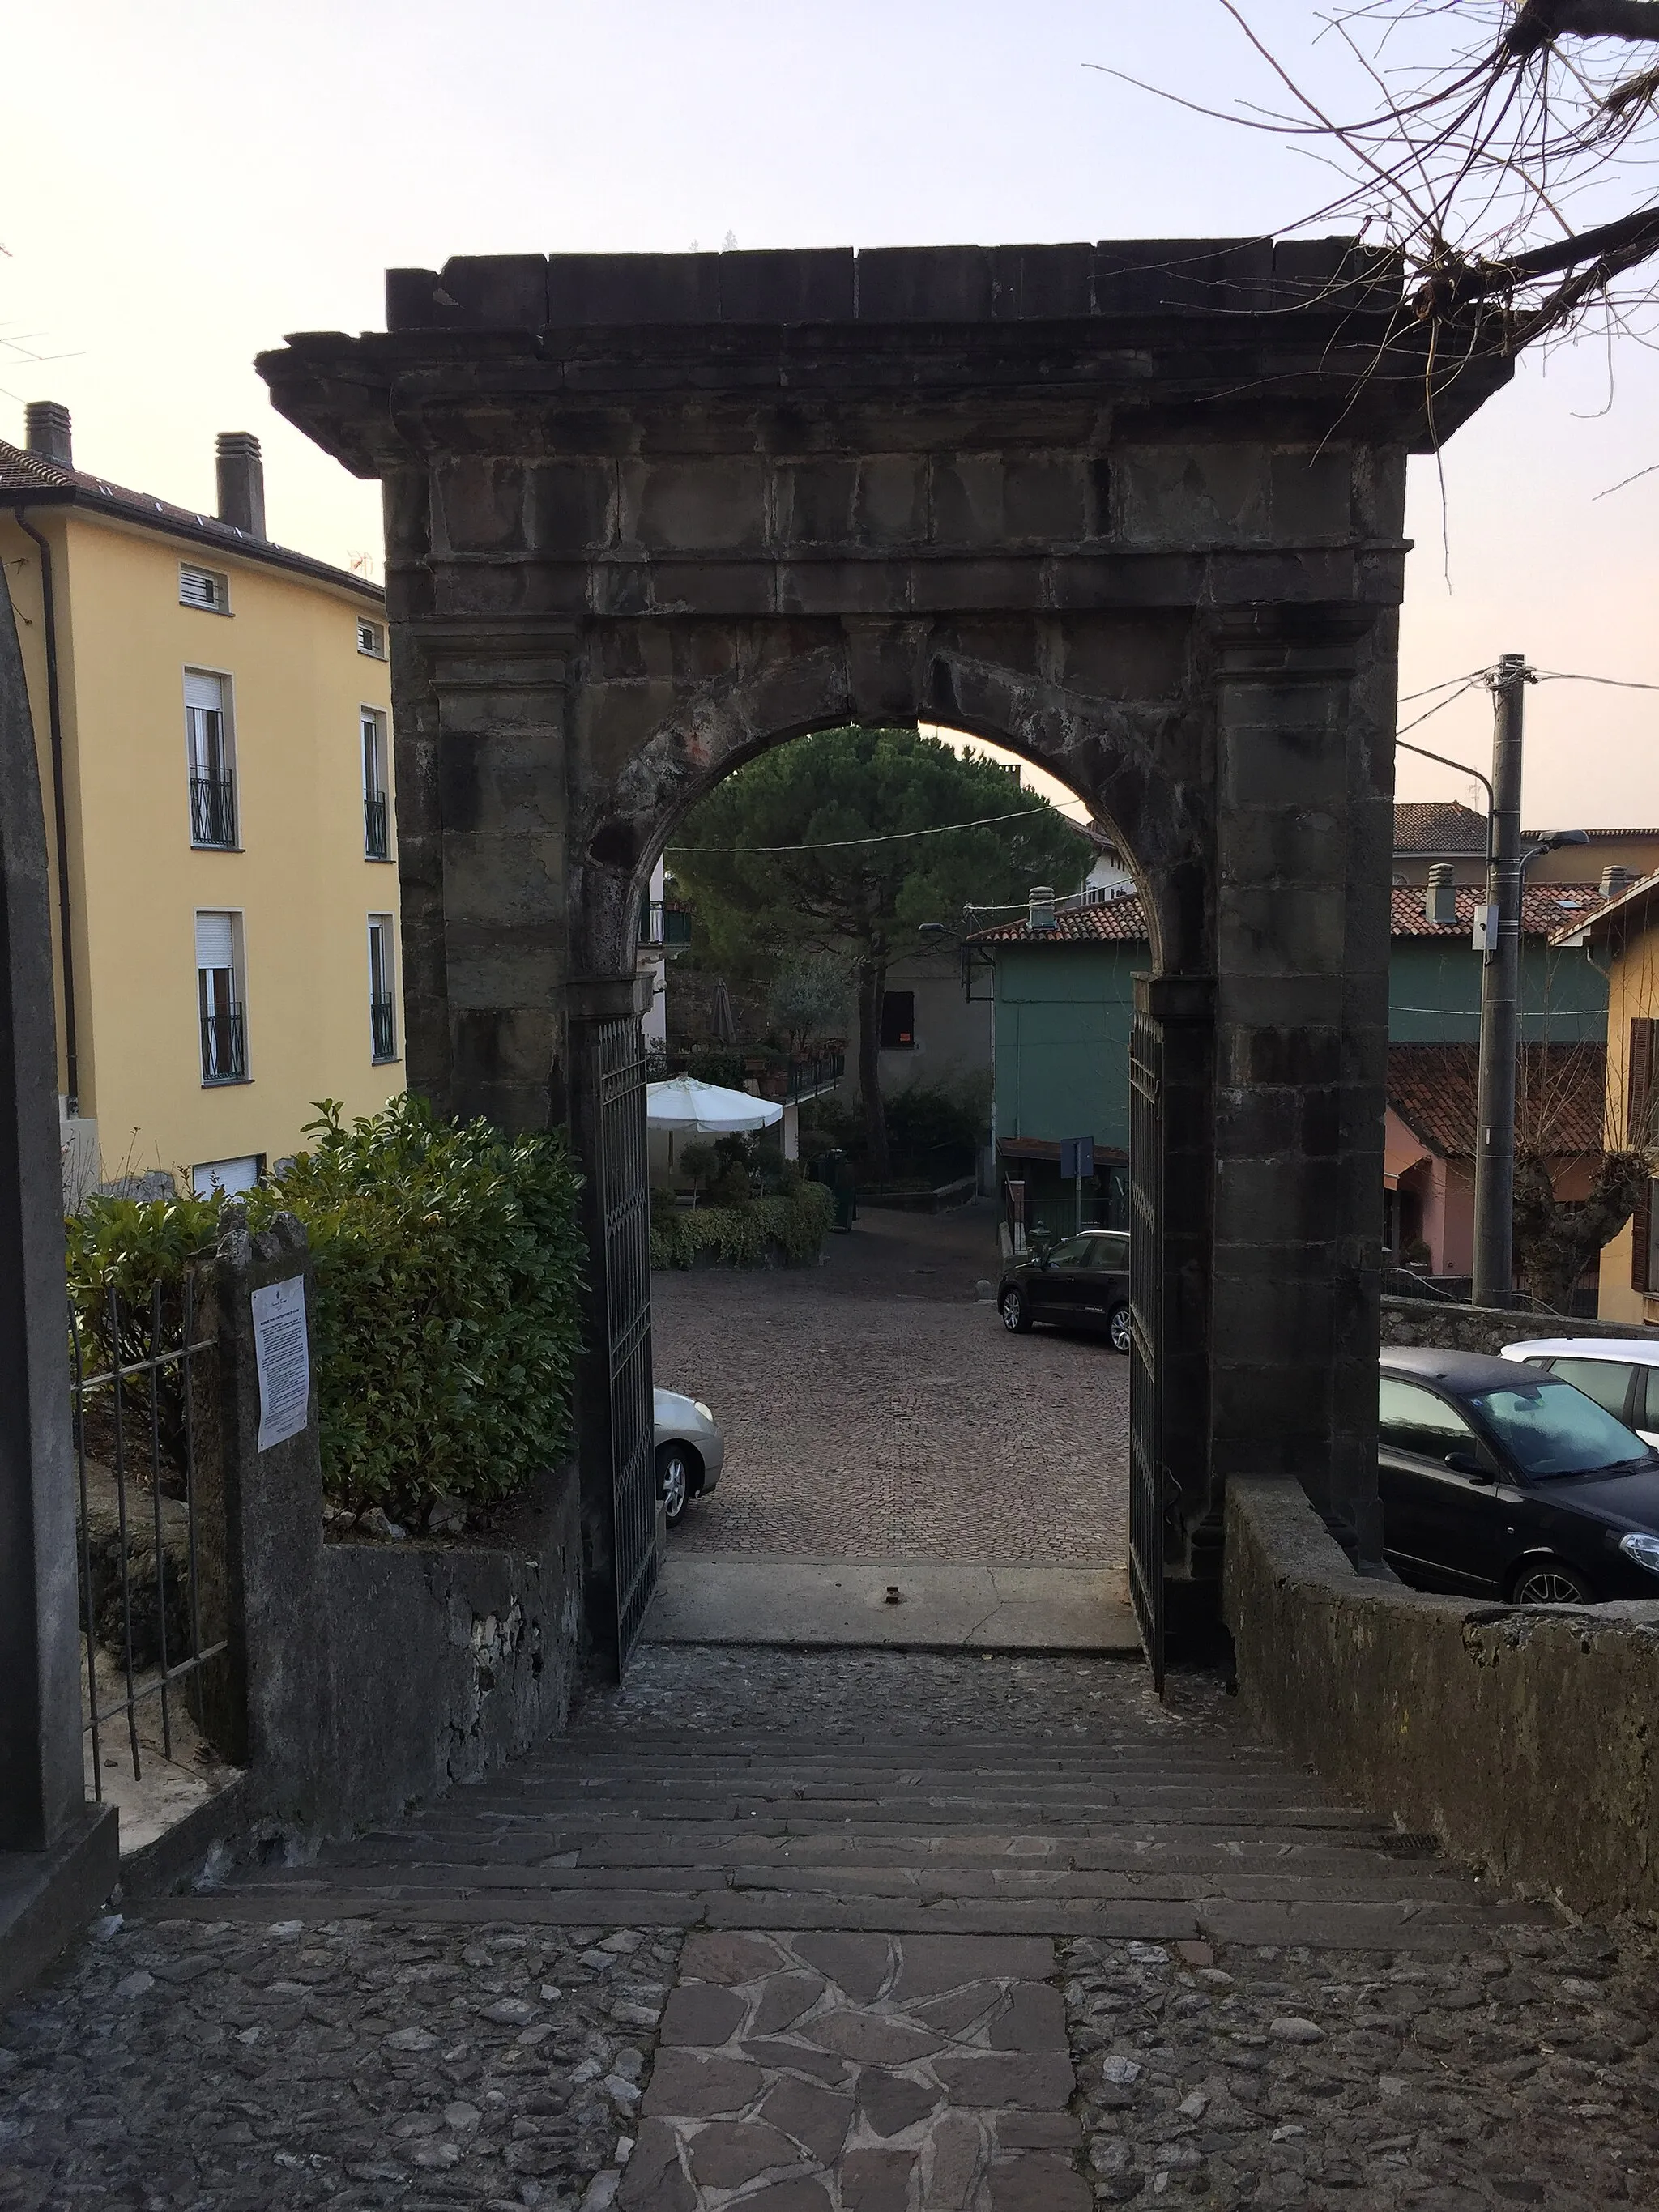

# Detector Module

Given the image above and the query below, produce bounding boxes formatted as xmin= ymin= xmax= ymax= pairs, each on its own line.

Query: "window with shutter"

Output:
xmin=1630 ymin=1020 xmax=1658 ymax=1148
xmin=195 ymin=911 xmax=246 ymax=1082
xmin=369 ymin=915 xmax=398 ymax=1062
xmin=1635 ymin=1178 xmax=1657 ymax=1295
xmin=185 ymin=670 xmax=237 ymax=846
xmin=880 ymin=990 xmax=916 ymax=1050
xmin=180 ymin=565 xmax=229 ymax=613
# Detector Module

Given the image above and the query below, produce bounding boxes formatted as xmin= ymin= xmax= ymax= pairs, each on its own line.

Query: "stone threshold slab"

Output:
xmin=642 ymin=1556 xmax=1141 ymax=1652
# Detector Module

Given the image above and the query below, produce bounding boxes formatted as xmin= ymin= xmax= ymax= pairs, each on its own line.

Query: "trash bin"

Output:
xmin=815 ymin=1148 xmax=858 ymax=1232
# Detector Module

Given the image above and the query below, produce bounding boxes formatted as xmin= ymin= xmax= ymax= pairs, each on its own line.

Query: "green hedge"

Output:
xmin=65 ymin=1096 xmax=586 ymax=1524
xmin=650 ymin=1183 xmax=834 ymax=1271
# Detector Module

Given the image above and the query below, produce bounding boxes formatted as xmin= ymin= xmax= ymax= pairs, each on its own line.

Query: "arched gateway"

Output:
xmin=259 ymin=240 xmax=1508 ymax=1676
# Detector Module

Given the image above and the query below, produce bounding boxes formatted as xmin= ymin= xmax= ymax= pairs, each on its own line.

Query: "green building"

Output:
xmin=970 ymin=880 xmax=1610 ymax=1241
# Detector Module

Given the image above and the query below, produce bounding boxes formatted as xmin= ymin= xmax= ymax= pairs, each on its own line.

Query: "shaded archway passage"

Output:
xmin=258 ymin=238 xmax=1512 ymax=1670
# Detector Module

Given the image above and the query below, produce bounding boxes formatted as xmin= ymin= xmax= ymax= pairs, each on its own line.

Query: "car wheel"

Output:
xmin=1107 ymin=1303 xmax=1132 ymax=1356
xmin=1000 ymin=1287 xmax=1032 ymax=1334
xmin=656 ymin=1443 xmax=693 ymax=1528
xmin=1508 ymin=1557 xmax=1594 ymax=1605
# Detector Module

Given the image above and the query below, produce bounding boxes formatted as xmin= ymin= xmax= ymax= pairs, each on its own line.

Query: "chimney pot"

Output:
xmin=215 ymin=431 xmax=266 ymax=539
xmin=1028 ymin=884 xmax=1056 ymax=934
xmin=24 ymin=401 xmax=72 ymax=469
xmin=1425 ymin=861 xmax=1457 ymax=927
xmin=1601 ymin=864 xmax=1634 ymax=897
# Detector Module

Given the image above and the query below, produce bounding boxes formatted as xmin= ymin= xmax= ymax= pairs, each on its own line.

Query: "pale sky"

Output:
xmin=5 ymin=0 xmax=1657 ymax=833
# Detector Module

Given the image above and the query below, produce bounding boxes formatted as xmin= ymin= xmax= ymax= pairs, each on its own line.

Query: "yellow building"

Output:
xmin=1563 ymin=872 xmax=1659 ymax=1322
xmin=1 ymin=402 xmax=403 ymax=1200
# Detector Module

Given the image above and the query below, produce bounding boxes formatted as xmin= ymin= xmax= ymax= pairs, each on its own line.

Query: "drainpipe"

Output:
xmin=10 ymin=510 xmax=79 ymax=1115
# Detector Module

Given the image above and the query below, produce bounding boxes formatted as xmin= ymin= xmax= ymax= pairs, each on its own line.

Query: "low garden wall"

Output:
xmin=1380 ymin=1295 xmax=1657 ymax=1356
xmin=1224 ymin=1476 xmax=1659 ymax=1921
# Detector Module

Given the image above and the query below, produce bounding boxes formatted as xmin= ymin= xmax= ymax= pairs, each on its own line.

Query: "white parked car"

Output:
xmin=1501 ymin=1338 xmax=1659 ymax=1451
xmin=653 ymin=1388 xmax=724 ymax=1529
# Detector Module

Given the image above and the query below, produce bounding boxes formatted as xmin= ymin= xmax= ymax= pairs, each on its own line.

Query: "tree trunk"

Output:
xmin=856 ymin=960 xmax=892 ymax=1182
xmin=1513 ymin=1146 xmax=1651 ymax=1314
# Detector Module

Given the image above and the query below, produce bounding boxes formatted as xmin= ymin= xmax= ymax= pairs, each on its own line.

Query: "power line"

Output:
xmin=668 ymin=801 xmax=1090 ymax=855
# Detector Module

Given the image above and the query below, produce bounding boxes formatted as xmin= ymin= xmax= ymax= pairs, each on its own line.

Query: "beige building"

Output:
xmin=1563 ymin=873 xmax=1659 ymax=1323
xmin=1 ymin=403 xmax=403 ymax=1199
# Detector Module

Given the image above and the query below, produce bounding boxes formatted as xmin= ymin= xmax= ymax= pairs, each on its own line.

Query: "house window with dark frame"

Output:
xmin=357 ymin=617 xmax=385 ymax=658
xmin=361 ymin=710 xmax=390 ymax=860
xmin=880 ymin=989 xmax=916 ymax=1050
xmin=195 ymin=910 xmax=246 ymax=1084
xmin=185 ymin=669 xmax=237 ymax=848
xmin=369 ymin=914 xmax=398 ymax=1063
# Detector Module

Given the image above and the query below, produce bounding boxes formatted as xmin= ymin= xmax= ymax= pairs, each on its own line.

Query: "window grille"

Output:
xmin=196 ymin=910 xmax=246 ymax=1082
xmin=369 ymin=915 xmax=398 ymax=1061
xmin=362 ymin=711 xmax=390 ymax=859
xmin=186 ymin=671 xmax=237 ymax=846
xmin=180 ymin=565 xmax=229 ymax=613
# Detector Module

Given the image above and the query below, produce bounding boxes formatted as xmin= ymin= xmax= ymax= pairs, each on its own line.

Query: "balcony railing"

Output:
xmin=370 ymin=995 xmax=398 ymax=1063
xmin=364 ymin=792 xmax=390 ymax=861
xmin=645 ymin=1045 xmax=846 ymax=1103
xmin=200 ymin=1004 xmax=246 ymax=1084
xmin=190 ymin=774 xmax=237 ymax=850
xmin=639 ymin=901 xmax=693 ymax=951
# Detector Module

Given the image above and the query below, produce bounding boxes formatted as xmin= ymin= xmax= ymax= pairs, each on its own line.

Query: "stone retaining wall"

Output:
xmin=1223 ymin=1476 xmax=1659 ymax=1920
xmin=1380 ymin=1295 xmax=1657 ymax=1357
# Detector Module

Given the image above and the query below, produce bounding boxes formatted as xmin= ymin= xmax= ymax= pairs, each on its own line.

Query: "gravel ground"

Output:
xmin=1064 ymin=1929 xmax=1659 ymax=2210
xmin=651 ymin=1207 xmax=1128 ymax=1566
xmin=0 ymin=1916 xmax=680 ymax=2212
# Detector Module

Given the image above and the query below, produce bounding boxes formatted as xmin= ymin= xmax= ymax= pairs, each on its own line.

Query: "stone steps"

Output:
xmin=198 ymin=1723 xmax=1536 ymax=1951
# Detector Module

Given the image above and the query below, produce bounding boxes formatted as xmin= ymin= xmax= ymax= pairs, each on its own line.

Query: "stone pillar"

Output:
xmin=403 ymin=622 xmax=576 ymax=1131
xmin=0 ymin=562 xmax=90 ymax=1854
xmin=0 ymin=560 xmax=116 ymax=2001
xmin=1209 ymin=607 xmax=1388 ymax=1569
xmin=213 ymin=1208 xmax=331 ymax=1826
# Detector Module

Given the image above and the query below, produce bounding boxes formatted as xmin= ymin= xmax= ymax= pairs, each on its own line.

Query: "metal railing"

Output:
xmin=364 ymin=791 xmax=390 ymax=860
xmin=645 ymin=1044 xmax=846 ymax=1102
xmin=200 ymin=1004 xmax=246 ymax=1083
xmin=784 ymin=1049 xmax=845 ymax=1102
xmin=70 ymin=1278 xmax=228 ymax=1801
xmin=189 ymin=774 xmax=237 ymax=849
xmin=371 ymin=995 xmax=398 ymax=1062
xmin=639 ymin=901 xmax=692 ymax=950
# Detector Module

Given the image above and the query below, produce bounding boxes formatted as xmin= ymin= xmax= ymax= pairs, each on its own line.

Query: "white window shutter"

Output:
xmin=195 ymin=911 xmax=233 ymax=969
xmin=185 ymin=670 xmax=224 ymax=711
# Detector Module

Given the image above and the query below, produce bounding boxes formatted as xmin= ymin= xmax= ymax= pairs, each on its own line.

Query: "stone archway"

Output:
xmin=260 ymin=237 xmax=1509 ymax=1669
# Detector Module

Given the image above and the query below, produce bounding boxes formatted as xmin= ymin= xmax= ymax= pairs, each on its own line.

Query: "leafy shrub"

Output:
xmin=650 ymin=1183 xmax=834 ymax=1270
xmin=710 ymin=1161 xmax=753 ymax=1207
xmin=258 ymin=1099 xmax=585 ymax=1519
xmin=65 ymin=1191 xmax=223 ymax=1476
xmin=64 ymin=1096 xmax=586 ymax=1523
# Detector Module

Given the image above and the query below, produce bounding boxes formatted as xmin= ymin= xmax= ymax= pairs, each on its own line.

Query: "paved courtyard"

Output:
xmin=651 ymin=1208 xmax=1128 ymax=1566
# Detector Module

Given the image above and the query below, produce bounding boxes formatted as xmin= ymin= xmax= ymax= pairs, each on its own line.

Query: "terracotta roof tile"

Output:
xmin=1388 ymin=1041 xmax=1606 ymax=1160
xmin=970 ymin=882 xmax=1607 ymax=947
xmin=1393 ymin=799 xmax=1486 ymax=853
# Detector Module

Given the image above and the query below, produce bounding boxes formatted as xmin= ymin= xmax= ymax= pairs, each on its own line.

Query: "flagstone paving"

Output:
xmin=2 ymin=1649 xmax=1657 ymax=2210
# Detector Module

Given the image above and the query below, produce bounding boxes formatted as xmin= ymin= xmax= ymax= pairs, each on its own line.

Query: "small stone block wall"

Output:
xmin=318 ymin=1466 xmax=582 ymax=1826
xmin=1380 ymin=1296 xmax=1657 ymax=1357
xmin=1223 ymin=1477 xmax=1659 ymax=1921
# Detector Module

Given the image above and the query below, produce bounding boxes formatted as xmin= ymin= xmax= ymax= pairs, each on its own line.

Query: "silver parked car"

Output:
xmin=1501 ymin=1337 xmax=1659 ymax=1451
xmin=653 ymin=1388 xmax=724 ymax=1528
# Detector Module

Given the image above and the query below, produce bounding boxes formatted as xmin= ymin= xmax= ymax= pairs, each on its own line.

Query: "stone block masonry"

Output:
xmin=258 ymin=237 xmax=1520 ymax=1618
xmin=1225 ymin=1473 xmax=1659 ymax=1922
xmin=1380 ymin=1293 xmax=1657 ymax=1356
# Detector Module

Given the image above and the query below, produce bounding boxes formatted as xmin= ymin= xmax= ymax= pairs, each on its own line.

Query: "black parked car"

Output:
xmin=1379 ymin=1346 xmax=1659 ymax=1604
xmin=998 ymin=1230 xmax=1132 ymax=1353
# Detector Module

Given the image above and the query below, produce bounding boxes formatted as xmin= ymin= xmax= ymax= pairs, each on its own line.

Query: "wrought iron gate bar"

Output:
xmin=595 ymin=1013 xmax=659 ymax=1668
xmin=1128 ymin=1008 xmax=1167 ymax=1694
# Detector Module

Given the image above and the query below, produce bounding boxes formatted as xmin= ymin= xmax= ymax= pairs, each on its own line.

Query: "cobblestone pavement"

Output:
xmin=652 ymin=1208 xmax=1128 ymax=1565
xmin=5 ymin=1650 xmax=1657 ymax=2210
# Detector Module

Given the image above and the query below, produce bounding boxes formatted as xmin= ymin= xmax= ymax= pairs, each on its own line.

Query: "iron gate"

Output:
xmin=1128 ymin=1002 xmax=1167 ymax=1693
xmin=595 ymin=1013 xmax=659 ymax=1665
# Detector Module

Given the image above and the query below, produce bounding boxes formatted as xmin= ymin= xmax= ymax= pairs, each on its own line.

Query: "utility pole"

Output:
xmin=1471 ymin=654 xmax=1529 ymax=1309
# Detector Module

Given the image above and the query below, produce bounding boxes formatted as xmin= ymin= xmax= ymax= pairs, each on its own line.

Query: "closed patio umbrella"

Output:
xmin=645 ymin=1077 xmax=783 ymax=1134
xmin=710 ymin=978 xmax=738 ymax=1046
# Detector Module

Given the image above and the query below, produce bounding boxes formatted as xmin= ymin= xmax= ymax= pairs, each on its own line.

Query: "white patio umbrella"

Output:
xmin=645 ymin=1076 xmax=783 ymax=1135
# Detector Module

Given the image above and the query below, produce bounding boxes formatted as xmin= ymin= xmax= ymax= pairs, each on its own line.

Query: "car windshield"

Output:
xmin=1469 ymin=1379 xmax=1652 ymax=1478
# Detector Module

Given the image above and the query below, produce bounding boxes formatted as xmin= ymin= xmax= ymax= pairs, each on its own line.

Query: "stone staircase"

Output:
xmin=208 ymin=1726 xmax=1527 ymax=1950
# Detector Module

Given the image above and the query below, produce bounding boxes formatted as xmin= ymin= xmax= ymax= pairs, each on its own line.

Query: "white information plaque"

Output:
xmin=252 ymin=1275 xmax=310 ymax=1451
